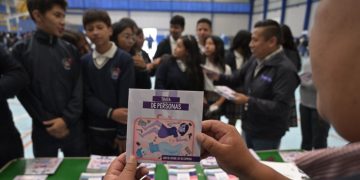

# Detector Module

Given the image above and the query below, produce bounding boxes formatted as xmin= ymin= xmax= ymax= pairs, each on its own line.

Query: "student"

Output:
xmin=155 ymin=35 xmax=204 ymax=92
xmin=11 ymin=0 xmax=87 ymax=157
xmin=112 ymin=19 xmax=151 ymax=89
xmin=61 ymin=29 xmax=91 ymax=57
xmin=135 ymin=28 xmax=156 ymax=77
xmin=202 ymin=35 xmax=231 ymax=120
xmin=196 ymin=18 xmax=212 ymax=53
xmin=0 ymin=47 xmax=28 ymax=168
xmin=224 ymin=30 xmax=252 ymax=126
xmin=281 ymin=24 xmax=301 ymax=128
xmin=153 ymin=15 xmax=185 ymax=59
xmin=82 ymin=9 xmax=135 ymax=155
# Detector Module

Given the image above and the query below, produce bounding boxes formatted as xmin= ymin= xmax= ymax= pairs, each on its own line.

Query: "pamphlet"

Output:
xmin=86 ymin=155 xmax=116 ymax=173
xmin=214 ymin=86 xmax=236 ymax=100
xmin=24 ymin=158 xmax=62 ymax=175
xmin=13 ymin=175 xmax=48 ymax=180
xmin=126 ymin=89 xmax=203 ymax=164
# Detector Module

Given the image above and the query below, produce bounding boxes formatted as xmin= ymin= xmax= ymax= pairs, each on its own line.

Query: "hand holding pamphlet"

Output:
xmin=126 ymin=89 xmax=203 ymax=164
xmin=214 ymin=86 xmax=237 ymax=100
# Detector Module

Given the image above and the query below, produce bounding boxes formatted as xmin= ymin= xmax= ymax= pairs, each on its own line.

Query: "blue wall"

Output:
xmin=67 ymin=0 xmax=250 ymax=14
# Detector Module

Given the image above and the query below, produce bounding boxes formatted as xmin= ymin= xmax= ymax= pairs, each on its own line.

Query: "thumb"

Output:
xmin=120 ymin=155 xmax=138 ymax=178
xmin=196 ymin=133 xmax=222 ymax=157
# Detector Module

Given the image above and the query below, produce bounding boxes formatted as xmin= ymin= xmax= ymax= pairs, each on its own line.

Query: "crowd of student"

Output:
xmin=2 ymin=0 xmax=353 ymax=179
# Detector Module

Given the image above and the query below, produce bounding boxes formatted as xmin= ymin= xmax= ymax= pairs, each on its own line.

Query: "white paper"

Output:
xmin=86 ymin=155 xmax=116 ymax=173
xmin=126 ymin=89 xmax=203 ymax=164
xmin=13 ymin=175 xmax=48 ymax=180
xmin=214 ymin=86 xmax=236 ymax=100
xmin=24 ymin=158 xmax=63 ymax=175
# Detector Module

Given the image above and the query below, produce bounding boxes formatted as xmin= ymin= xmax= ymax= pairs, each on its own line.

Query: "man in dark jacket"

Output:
xmin=209 ymin=20 xmax=299 ymax=150
xmin=0 ymin=46 xmax=28 ymax=168
xmin=11 ymin=0 xmax=87 ymax=157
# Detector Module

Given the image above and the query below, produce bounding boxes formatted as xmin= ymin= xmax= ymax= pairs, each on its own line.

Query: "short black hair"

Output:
xmin=82 ymin=9 xmax=111 ymax=28
xmin=254 ymin=19 xmax=281 ymax=45
xmin=119 ymin=17 xmax=138 ymax=33
xmin=170 ymin=15 xmax=185 ymax=29
xmin=27 ymin=0 xmax=67 ymax=21
xmin=197 ymin=18 xmax=212 ymax=29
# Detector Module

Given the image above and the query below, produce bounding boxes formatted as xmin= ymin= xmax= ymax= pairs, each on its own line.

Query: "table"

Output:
xmin=0 ymin=150 xmax=290 ymax=179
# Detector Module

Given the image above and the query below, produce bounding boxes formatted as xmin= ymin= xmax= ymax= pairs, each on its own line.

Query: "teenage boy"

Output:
xmin=196 ymin=18 xmax=212 ymax=53
xmin=153 ymin=15 xmax=185 ymax=59
xmin=11 ymin=0 xmax=87 ymax=157
xmin=82 ymin=9 xmax=135 ymax=155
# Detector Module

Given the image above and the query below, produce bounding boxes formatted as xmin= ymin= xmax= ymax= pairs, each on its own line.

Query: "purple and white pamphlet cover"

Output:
xmin=126 ymin=89 xmax=203 ymax=164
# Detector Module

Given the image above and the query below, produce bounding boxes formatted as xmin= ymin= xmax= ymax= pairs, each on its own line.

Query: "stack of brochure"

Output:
xmin=201 ymin=157 xmax=239 ymax=180
xmin=79 ymin=155 xmax=116 ymax=180
xmin=166 ymin=164 xmax=198 ymax=180
xmin=24 ymin=158 xmax=63 ymax=175
xmin=13 ymin=175 xmax=48 ymax=180
xmin=86 ymin=155 xmax=116 ymax=173
xmin=14 ymin=158 xmax=63 ymax=180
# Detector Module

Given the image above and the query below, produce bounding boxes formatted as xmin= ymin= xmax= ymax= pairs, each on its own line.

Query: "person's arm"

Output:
xmin=114 ymin=53 xmax=135 ymax=139
xmin=154 ymin=59 xmax=169 ymax=89
xmin=214 ymin=61 xmax=251 ymax=88
xmin=11 ymin=41 xmax=55 ymax=122
xmin=0 ymin=47 xmax=29 ymax=101
xmin=197 ymin=120 xmax=287 ymax=179
xmin=61 ymin=50 xmax=83 ymax=127
xmin=247 ymin=68 xmax=299 ymax=117
xmin=82 ymin=57 xmax=114 ymax=120
xmin=153 ymin=39 xmax=167 ymax=59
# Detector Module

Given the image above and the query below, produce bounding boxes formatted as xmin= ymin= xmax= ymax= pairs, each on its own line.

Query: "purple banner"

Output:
xmin=152 ymin=96 xmax=180 ymax=102
xmin=143 ymin=101 xmax=189 ymax=111
xmin=161 ymin=155 xmax=200 ymax=162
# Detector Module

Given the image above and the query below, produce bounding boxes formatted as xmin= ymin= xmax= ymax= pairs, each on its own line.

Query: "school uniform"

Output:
xmin=11 ymin=30 xmax=87 ymax=157
xmin=155 ymin=56 xmax=203 ymax=91
xmin=0 ymin=47 xmax=28 ymax=167
xmin=82 ymin=42 xmax=135 ymax=155
xmin=134 ymin=51 xmax=152 ymax=89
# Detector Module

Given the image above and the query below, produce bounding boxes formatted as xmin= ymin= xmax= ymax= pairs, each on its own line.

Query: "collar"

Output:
xmin=34 ymin=29 xmax=58 ymax=45
xmin=234 ymin=50 xmax=242 ymax=58
xmin=256 ymin=46 xmax=283 ymax=65
xmin=92 ymin=42 xmax=117 ymax=59
xmin=170 ymin=35 xmax=177 ymax=45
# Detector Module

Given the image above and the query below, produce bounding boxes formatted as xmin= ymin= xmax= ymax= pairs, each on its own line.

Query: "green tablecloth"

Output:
xmin=0 ymin=158 xmax=89 ymax=179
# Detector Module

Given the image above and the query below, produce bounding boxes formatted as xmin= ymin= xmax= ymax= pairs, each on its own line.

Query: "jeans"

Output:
xmin=300 ymin=104 xmax=330 ymax=150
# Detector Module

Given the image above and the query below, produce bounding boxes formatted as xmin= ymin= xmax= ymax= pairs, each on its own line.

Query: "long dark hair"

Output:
xmin=281 ymin=24 xmax=298 ymax=51
xmin=180 ymin=35 xmax=204 ymax=91
xmin=206 ymin=35 xmax=226 ymax=72
xmin=230 ymin=30 xmax=252 ymax=60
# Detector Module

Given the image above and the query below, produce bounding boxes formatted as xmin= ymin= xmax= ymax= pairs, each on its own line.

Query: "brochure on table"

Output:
xmin=126 ymin=89 xmax=203 ymax=164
